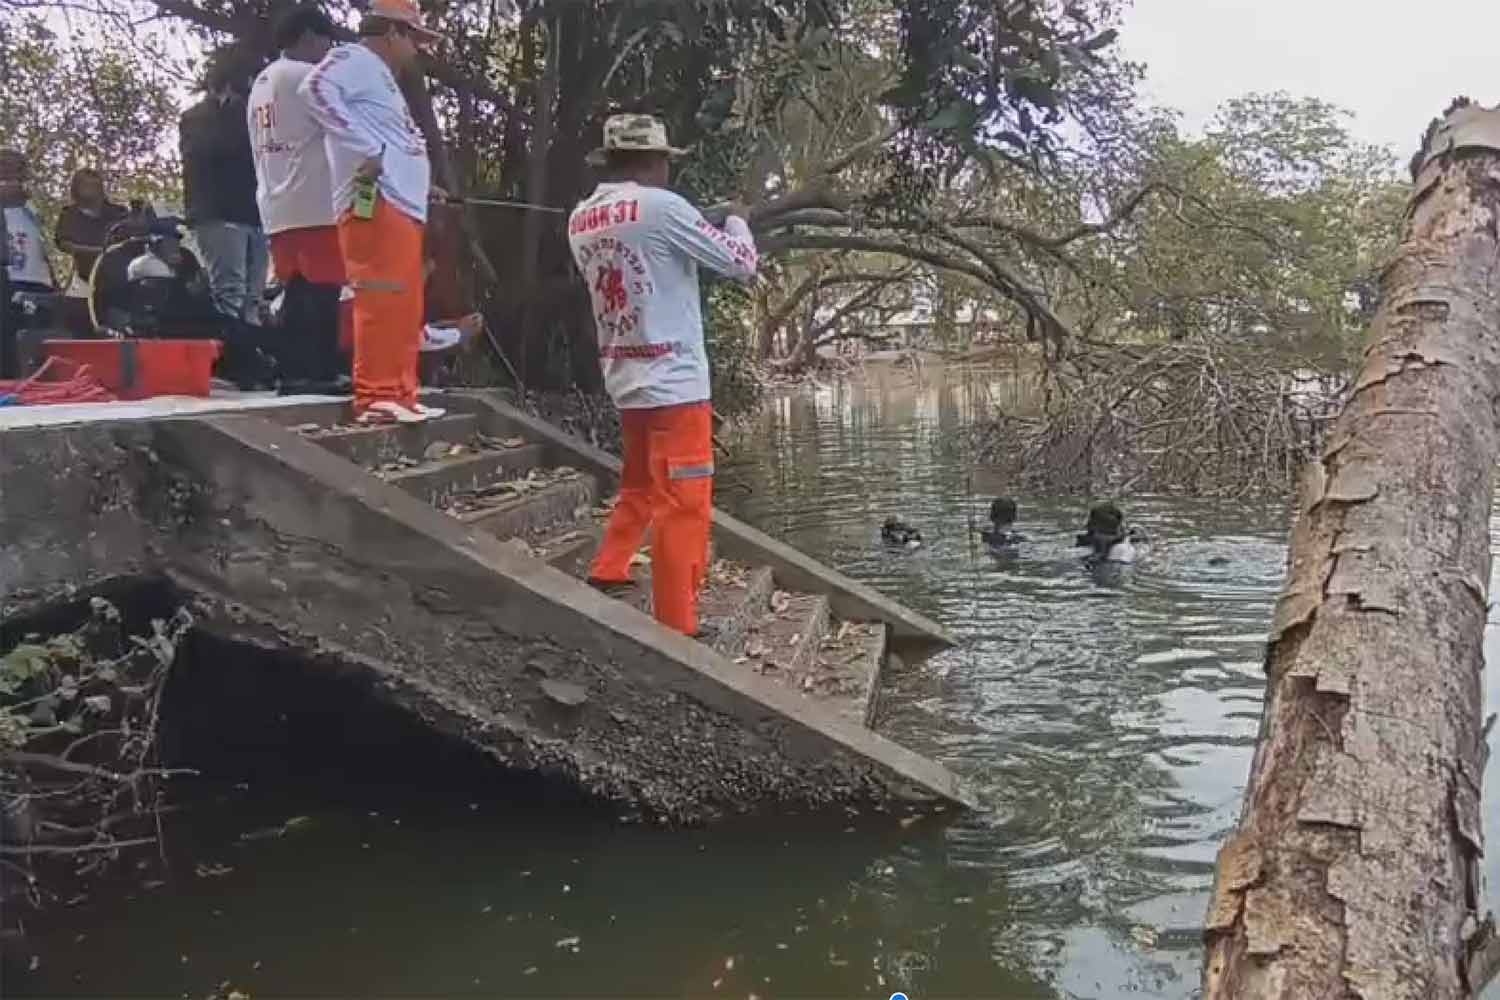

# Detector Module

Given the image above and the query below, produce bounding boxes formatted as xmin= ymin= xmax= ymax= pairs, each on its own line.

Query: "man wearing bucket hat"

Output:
xmin=568 ymin=114 xmax=759 ymax=638
xmin=301 ymin=0 xmax=446 ymax=424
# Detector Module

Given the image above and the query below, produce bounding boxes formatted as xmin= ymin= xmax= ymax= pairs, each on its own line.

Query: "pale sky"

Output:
xmin=1119 ymin=0 xmax=1500 ymax=156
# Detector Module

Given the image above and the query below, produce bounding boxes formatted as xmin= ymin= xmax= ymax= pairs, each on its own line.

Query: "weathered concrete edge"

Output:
xmin=173 ymin=414 xmax=973 ymax=809
xmin=862 ymin=625 xmax=890 ymax=729
xmin=165 ymin=574 xmax=558 ymax=772
xmin=440 ymin=390 xmax=958 ymax=648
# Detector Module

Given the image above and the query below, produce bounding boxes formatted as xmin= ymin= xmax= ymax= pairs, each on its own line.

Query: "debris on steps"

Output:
xmin=699 ymin=562 xmax=775 ymax=660
xmin=292 ymin=414 xmax=479 ymax=466
xmin=449 ymin=467 xmax=596 ymax=540
xmin=746 ymin=590 xmax=830 ymax=679
xmin=525 ymin=523 xmax=602 ymax=574
xmin=738 ymin=601 xmax=886 ymax=728
xmin=289 ymin=415 xmax=897 ymax=733
xmin=379 ymin=439 xmax=546 ymax=506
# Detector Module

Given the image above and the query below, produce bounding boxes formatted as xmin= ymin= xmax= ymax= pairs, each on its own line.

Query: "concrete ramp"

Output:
xmin=1 ymin=393 xmax=968 ymax=822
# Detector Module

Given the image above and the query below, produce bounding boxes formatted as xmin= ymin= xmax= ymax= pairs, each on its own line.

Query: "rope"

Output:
xmin=0 ymin=356 xmax=116 ymax=407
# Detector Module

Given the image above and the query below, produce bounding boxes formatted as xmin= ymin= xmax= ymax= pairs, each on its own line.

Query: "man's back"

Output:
xmin=249 ymin=57 xmax=335 ymax=235
xmin=180 ymin=96 xmax=260 ymax=227
xmin=568 ymin=181 xmax=756 ymax=409
xmin=300 ymin=45 xmax=430 ymax=225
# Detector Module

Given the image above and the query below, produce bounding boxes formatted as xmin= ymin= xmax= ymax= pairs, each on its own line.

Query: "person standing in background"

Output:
xmin=56 ymin=169 xmax=130 ymax=291
xmin=249 ymin=4 xmax=346 ymax=392
xmin=567 ymin=115 xmax=759 ymax=638
xmin=0 ymin=149 xmax=56 ymax=377
xmin=180 ymin=48 xmax=268 ymax=328
xmin=54 ymin=168 xmax=131 ymax=336
xmin=300 ymin=0 xmax=445 ymax=424
xmin=1 ymin=151 xmax=55 ymax=295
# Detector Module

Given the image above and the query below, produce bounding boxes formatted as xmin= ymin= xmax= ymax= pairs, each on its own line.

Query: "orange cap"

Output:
xmin=368 ymin=0 xmax=441 ymax=42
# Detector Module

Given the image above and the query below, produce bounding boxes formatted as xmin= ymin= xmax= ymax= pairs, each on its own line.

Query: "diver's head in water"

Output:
xmin=1075 ymin=502 xmax=1126 ymax=554
xmin=989 ymin=496 xmax=1017 ymax=528
xmin=882 ymin=516 xmax=922 ymax=549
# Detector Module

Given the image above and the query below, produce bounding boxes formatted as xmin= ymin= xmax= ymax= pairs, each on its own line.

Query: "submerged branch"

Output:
xmin=0 ymin=837 xmax=156 ymax=857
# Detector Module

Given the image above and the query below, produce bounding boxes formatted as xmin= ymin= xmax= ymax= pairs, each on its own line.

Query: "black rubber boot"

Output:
xmin=216 ymin=317 xmax=279 ymax=391
xmin=276 ymin=279 xmax=347 ymax=395
xmin=587 ymin=578 xmax=637 ymax=599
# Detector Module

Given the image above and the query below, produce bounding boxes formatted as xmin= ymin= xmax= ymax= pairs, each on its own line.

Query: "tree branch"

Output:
xmin=759 ymin=227 xmax=1077 ymax=352
xmin=762 ymin=268 xmax=907 ymax=338
xmin=817 ymin=124 xmax=900 ymax=178
xmin=0 ymin=837 xmax=156 ymax=857
xmin=143 ymin=0 xmax=516 ymax=112
xmin=774 ymin=272 xmax=904 ymax=370
xmin=925 ymin=220 xmax=1076 ymax=345
xmin=961 ymin=180 xmax=1169 ymax=249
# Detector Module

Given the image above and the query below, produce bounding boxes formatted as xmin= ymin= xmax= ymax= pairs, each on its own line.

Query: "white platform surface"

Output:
xmin=0 ymin=391 xmax=349 ymax=431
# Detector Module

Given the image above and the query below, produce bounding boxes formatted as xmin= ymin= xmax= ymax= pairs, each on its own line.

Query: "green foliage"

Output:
xmin=1117 ymin=94 xmax=1405 ymax=365
xmin=2 ymin=597 xmax=191 ymax=867
xmin=0 ymin=15 xmax=181 ymax=223
xmin=884 ymin=0 xmax=1134 ymax=187
xmin=706 ymin=282 xmax=765 ymax=418
xmin=0 ymin=637 xmax=79 ymax=701
xmin=964 ymin=94 xmax=1406 ymax=494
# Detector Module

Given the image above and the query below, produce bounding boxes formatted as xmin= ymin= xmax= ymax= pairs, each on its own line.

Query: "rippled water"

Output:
xmin=717 ymin=374 xmax=1292 ymax=996
xmin=8 ymin=367 xmax=1499 ymax=999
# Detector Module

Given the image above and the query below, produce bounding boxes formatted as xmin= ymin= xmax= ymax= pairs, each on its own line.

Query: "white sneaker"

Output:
xmin=357 ymin=401 xmax=429 ymax=425
xmin=420 ymin=323 xmax=463 ymax=354
xmin=412 ymin=401 xmax=447 ymax=419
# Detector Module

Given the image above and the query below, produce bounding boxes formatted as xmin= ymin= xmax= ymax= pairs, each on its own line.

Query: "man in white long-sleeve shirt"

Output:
xmin=299 ymin=0 xmax=444 ymax=424
xmin=568 ymin=114 xmax=758 ymax=638
xmin=248 ymin=4 xmax=342 ymax=391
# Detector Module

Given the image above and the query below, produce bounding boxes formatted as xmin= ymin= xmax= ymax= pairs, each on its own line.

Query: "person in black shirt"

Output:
xmin=179 ymin=47 xmax=267 ymax=327
xmin=55 ymin=168 xmax=132 ymax=335
xmin=56 ymin=169 xmax=130 ymax=286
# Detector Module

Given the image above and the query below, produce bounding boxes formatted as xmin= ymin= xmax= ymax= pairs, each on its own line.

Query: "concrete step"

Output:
xmin=728 ymin=600 xmax=889 ymax=727
xmin=537 ymin=526 xmax=601 ymax=576
xmin=812 ymin=620 xmax=889 ymax=729
xmin=140 ymin=413 xmax=972 ymax=817
xmin=300 ymin=414 xmax=480 ymax=467
xmin=380 ymin=443 xmax=545 ymax=506
xmin=856 ymin=623 xmax=890 ymax=729
xmin=740 ymin=591 xmax=832 ymax=681
xmin=701 ymin=564 xmax=774 ymax=660
xmin=584 ymin=554 xmax=753 ymax=630
xmin=455 ymin=472 xmax=597 ymax=540
xmin=259 ymin=400 xmax=353 ymax=428
xmin=532 ymin=493 xmax=719 ymax=584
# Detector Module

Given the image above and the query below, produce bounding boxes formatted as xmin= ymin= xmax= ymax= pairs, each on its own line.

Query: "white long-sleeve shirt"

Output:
xmin=298 ymin=44 xmax=430 ymax=225
xmin=568 ymin=181 xmax=757 ymax=409
xmin=248 ymin=57 xmax=335 ymax=234
xmin=4 ymin=204 xmax=54 ymax=288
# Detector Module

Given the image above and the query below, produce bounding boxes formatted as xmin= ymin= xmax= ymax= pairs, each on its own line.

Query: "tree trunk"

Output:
xmin=516 ymin=13 xmax=562 ymax=385
xmin=1202 ymin=101 xmax=1500 ymax=998
xmin=520 ymin=14 xmax=560 ymax=289
xmin=399 ymin=71 xmax=454 ymax=194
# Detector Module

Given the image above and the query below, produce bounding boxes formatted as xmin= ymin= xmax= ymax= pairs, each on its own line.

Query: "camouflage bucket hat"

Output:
xmin=586 ymin=114 xmax=686 ymax=166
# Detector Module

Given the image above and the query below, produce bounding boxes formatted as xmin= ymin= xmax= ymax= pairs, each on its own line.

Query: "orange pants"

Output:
xmin=337 ymin=199 xmax=424 ymax=413
xmin=270 ymin=225 xmax=347 ymax=285
xmin=269 ymin=225 xmax=353 ymax=352
xmin=590 ymin=402 xmax=715 ymax=635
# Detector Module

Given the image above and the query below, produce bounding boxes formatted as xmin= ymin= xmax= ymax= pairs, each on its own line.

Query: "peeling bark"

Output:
xmin=1202 ymin=102 xmax=1500 ymax=998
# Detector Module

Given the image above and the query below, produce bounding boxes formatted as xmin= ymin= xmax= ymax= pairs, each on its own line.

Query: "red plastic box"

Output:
xmin=42 ymin=339 xmax=222 ymax=400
